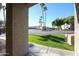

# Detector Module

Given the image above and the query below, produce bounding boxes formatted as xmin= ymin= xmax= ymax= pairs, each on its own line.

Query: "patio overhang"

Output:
xmin=26 ymin=3 xmax=37 ymax=8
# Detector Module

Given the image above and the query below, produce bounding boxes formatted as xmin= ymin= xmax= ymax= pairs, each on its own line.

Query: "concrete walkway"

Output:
xmin=28 ymin=43 xmax=75 ymax=56
xmin=0 ymin=33 xmax=6 ymax=56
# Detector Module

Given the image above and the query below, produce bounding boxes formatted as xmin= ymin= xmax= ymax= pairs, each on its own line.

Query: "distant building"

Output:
xmin=61 ymin=23 xmax=71 ymax=30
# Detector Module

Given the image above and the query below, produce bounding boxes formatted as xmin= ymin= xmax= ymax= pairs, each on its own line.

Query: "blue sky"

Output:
xmin=29 ymin=3 xmax=74 ymax=27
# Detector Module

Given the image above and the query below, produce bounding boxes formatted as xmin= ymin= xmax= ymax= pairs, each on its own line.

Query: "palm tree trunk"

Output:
xmin=3 ymin=6 xmax=6 ymax=32
xmin=3 ymin=7 xmax=6 ymax=25
xmin=45 ymin=10 xmax=46 ymax=27
xmin=42 ymin=8 xmax=44 ymax=27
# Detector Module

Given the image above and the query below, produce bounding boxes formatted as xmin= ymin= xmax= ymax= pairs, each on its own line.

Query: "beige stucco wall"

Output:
xmin=75 ymin=3 xmax=79 ymax=56
xmin=66 ymin=34 xmax=74 ymax=45
xmin=12 ymin=4 xmax=28 ymax=55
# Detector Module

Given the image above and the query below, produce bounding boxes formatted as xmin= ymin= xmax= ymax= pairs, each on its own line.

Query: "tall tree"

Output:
xmin=63 ymin=18 xmax=69 ymax=24
xmin=52 ymin=16 xmax=74 ymax=30
xmin=39 ymin=16 xmax=42 ymax=28
xmin=40 ymin=3 xmax=45 ymax=24
xmin=40 ymin=3 xmax=48 ymax=30
xmin=0 ymin=4 xmax=6 ymax=27
xmin=44 ymin=6 xmax=47 ymax=27
xmin=52 ymin=18 xmax=64 ymax=27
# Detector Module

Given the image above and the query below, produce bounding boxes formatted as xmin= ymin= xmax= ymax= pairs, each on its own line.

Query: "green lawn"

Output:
xmin=29 ymin=34 xmax=74 ymax=51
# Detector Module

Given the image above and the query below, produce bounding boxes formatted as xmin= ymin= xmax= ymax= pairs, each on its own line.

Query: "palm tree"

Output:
xmin=0 ymin=4 xmax=6 ymax=33
xmin=39 ymin=16 xmax=42 ymax=28
xmin=40 ymin=3 xmax=45 ymax=26
xmin=40 ymin=3 xmax=45 ymax=7
xmin=43 ymin=6 xmax=47 ymax=27
xmin=2 ymin=4 xmax=6 ymax=28
xmin=3 ymin=6 xmax=6 ymax=27
xmin=0 ymin=4 xmax=3 ymax=12
xmin=40 ymin=3 xmax=47 ymax=30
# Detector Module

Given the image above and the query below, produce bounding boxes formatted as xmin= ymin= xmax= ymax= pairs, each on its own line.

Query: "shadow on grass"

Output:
xmin=36 ymin=35 xmax=65 ymax=43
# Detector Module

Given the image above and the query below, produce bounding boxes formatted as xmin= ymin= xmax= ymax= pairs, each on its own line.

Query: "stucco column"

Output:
xmin=6 ymin=3 xmax=13 ymax=55
xmin=75 ymin=3 xmax=79 ymax=56
xmin=6 ymin=3 xmax=28 ymax=56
